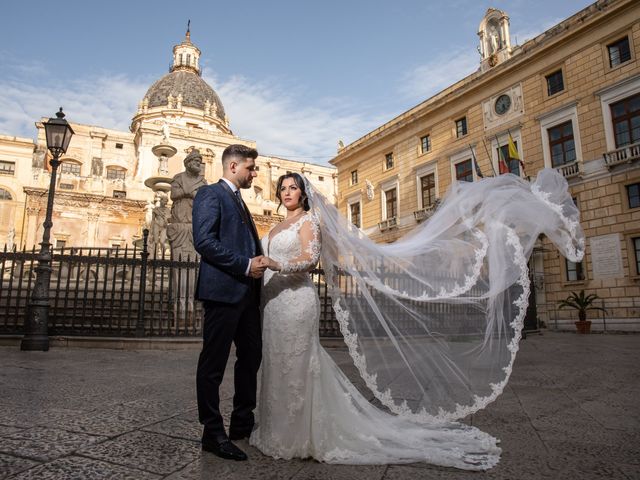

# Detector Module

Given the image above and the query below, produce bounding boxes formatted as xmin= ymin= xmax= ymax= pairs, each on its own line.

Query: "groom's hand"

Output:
xmin=249 ymin=255 xmax=268 ymax=278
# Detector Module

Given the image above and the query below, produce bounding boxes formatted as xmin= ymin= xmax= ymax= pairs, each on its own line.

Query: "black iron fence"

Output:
xmin=2 ymin=240 xmax=545 ymax=339
xmin=0 ymin=243 xmax=340 ymax=338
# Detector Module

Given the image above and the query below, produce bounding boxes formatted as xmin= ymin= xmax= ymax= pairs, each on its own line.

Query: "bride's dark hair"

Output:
xmin=276 ymin=173 xmax=310 ymax=212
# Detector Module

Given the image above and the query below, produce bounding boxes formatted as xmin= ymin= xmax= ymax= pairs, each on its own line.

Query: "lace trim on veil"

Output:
xmin=329 ymin=223 xmax=530 ymax=423
xmin=364 ymin=229 xmax=489 ymax=300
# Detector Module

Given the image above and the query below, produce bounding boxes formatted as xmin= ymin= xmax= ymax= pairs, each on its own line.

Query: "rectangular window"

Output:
xmin=318 ymin=176 xmax=324 ymax=182
xmin=547 ymin=121 xmax=576 ymax=167
xmin=59 ymin=182 xmax=74 ymax=190
xmin=61 ymin=162 xmax=81 ymax=176
xmin=0 ymin=160 xmax=15 ymax=175
xmin=498 ymin=143 xmax=520 ymax=175
xmin=420 ymin=173 xmax=436 ymax=208
xmin=56 ymin=240 xmax=66 ymax=249
xmin=106 ymin=168 xmax=126 ymax=180
xmin=113 ymin=190 xmax=126 ymax=199
xmin=610 ymin=93 xmax=640 ymax=148
xmin=349 ymin=202 xmax=361 ymax=228
xmin=263 ymin=209 xmax=272 ymax=216
xmin=627 ymin=183 xmax=640 ymax=208
xmin=633 ymin=237 xmax=640 ymax=275
xmin=566 ymin=259 xmax=585 ymax=281
xmin=455 ymin=159 xmax=473 ymax=182
xmin=350 ymin=170 xmax=358 ymax=185
xmin=456 ymin=117 xmax=468 ymax=138
xmin=384 ymin=188 xmax=397 ymax=219
xmin=385 ymin=153 xmax=394 ymax=170
xmin=115 ymin=143 xmax=124 ymax=149
xmin=546 ymin=70 xmax=564 ymax=96
xmin=608 ymin=36 xmax=631 ymax=68
xmin=420 ymin=135 xmax=431 ymax=154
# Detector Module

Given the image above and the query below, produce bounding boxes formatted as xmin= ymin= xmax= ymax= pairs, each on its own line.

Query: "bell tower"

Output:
xmin=478 ymin=9 xmax=512 ymax=71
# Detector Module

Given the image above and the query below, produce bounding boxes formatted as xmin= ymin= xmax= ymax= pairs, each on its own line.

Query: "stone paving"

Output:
xmin=0 ymin=332 xmax=639 ymax=479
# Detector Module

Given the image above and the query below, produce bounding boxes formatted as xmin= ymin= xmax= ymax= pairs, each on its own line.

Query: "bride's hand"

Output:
xmin=264 ymin=256 xmax=281 ymax=271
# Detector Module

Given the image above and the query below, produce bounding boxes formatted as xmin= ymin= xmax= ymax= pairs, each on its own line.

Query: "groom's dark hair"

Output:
xmin=276 ymin=173 xmax=310 ymax=212
xmin=221 ymin=144 xmax=258 ymax=167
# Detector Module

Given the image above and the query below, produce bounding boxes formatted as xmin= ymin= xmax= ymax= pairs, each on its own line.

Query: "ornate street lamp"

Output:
xmin=21 ymin=108 xmax=74 ymax=351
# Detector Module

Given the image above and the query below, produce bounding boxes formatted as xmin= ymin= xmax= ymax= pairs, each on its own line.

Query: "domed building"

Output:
xmin=0 ymin=29 xmax=336 ymax=249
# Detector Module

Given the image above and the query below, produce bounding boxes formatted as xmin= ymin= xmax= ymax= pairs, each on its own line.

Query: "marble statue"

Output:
xmin=32 ymin=146 xmax=46 ymax=169
xmin=91 ymin=157 xmax=103 ymax=177
xmin=162 ymin=122 xmax=171 ymax=143
xmin=158 ymin=153 xmax=169 ymax=176
xmin=149 ymin=196 xmax=170 ymax=255
xmin=166 ymin=149 xmax=207 ymax=260
xmin=6 ymin=228 xmax=15 ymax=250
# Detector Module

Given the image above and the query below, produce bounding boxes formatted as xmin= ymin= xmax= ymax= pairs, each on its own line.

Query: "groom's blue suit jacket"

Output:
xmin=192 ymin=180 xmax=262 ymax=304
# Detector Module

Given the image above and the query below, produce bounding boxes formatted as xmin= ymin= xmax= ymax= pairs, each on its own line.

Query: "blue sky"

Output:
xmin=0 ymin=0 xmax=592 ymax=164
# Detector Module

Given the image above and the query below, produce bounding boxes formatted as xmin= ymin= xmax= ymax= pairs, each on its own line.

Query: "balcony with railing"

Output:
xmin=603 ymin=141 xmax=640 ymax=169
xmin=413 ymin=203 xmax=438 ymax=223
xmin=554 ymin=160 xmax=580 ymax=179
xmin=378 ymin=216 xmax=398 ymax=232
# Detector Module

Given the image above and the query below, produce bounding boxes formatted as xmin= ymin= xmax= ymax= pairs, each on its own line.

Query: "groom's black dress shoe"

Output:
xmin=202 ymin=438 xmax=248 ymax=461
xmin=229 ymin=430 xmax=251 ymax=441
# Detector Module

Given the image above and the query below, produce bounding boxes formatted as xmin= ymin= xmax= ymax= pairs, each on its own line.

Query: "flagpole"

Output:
xmin=481 ymin=138 xmax=498 ymax=177
xmin=468 ymin=144 xmax=484 ymax=178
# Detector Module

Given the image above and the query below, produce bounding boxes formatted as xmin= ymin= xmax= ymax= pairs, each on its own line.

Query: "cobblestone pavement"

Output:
xmin=1 ymin=332 xmax=639 ymax=479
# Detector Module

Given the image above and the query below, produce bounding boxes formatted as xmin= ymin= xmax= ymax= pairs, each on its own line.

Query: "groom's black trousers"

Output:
xmin=197 ymin=290 xmax=262 ymax=441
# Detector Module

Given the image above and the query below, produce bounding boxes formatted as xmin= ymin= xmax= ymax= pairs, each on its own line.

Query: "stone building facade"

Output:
xmin=331 ymin=0 xmax=640 ymax=330
xmin=0 ymin=29 xmax=336 ymax=249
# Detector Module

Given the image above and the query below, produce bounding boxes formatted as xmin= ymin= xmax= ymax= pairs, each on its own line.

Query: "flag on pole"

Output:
xmin=507 ymin=132 xmax=527 ymax=178
xmin=469 ymin=145 xmax=484 ymax=178
xmin=496 ymin=137 xmax=509 ymax=174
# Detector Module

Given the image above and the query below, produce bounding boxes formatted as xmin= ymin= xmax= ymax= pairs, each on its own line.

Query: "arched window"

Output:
xmin=0 ymin=187 xmax=12 ymax=200
xmin=60 ymin=160 xmax=81 ymax=176
xmin=106 ymin=166 xmax=126 ymax=181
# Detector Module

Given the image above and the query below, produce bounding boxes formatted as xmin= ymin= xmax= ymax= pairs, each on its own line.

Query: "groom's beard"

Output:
xmin=238 ymin=178 xmax=253 ymax=189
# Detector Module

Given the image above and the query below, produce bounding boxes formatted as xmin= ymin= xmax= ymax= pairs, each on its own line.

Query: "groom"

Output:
xmin=192 ymin=144 xmax=266 ymax=461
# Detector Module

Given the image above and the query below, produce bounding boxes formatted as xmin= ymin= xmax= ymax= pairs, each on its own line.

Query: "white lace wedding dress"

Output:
xmin=249 ymin=213 xmax=501 ymax=470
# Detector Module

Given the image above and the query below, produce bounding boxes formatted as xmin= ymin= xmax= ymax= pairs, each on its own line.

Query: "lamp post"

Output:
xmin=21 ymin=108 xmax=74 ymax=351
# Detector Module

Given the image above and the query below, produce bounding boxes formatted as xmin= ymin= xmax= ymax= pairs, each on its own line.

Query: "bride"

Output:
xmin=249 ymin=171 xmax=584 ymax=470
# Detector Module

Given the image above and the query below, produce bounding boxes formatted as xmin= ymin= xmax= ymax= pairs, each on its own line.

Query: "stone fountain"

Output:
xmin=143 ymin=142 xmax=177 ymax=255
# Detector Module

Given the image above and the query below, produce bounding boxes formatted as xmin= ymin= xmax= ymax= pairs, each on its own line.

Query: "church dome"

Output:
xmin=144 ymin=70 xmax=226 ymax=119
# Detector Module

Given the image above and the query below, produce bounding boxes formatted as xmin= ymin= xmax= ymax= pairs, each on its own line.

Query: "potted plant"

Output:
xmin=558 ymin=290 xmax=607 ymax=334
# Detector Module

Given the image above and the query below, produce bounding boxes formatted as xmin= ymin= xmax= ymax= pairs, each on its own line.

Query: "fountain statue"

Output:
xmin=166 ymin=149 xmax=207 ymax=260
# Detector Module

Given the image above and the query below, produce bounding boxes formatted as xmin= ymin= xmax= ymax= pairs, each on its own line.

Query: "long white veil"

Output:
xmin=304 ymin=169 xmax=584 ymax=423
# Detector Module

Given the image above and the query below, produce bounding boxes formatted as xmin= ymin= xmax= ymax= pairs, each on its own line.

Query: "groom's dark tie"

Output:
xmin=235 ymin=189 xmax=262 ymax=255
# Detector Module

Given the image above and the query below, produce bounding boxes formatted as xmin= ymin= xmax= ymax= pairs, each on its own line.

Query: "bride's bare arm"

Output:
xmin=270 ymin=216 xmax=321 ymax=273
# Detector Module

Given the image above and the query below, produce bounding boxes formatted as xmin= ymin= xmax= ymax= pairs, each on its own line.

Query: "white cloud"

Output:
xmin=399 ymin=49 xmax=480 ymax=103
xmin=0 ymin=62 xmax=383 ymax=164
xmin=208 ymin=73 xmax=385 ymax=162
xmin=0 ymin=66 xmax=149 ymax=141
